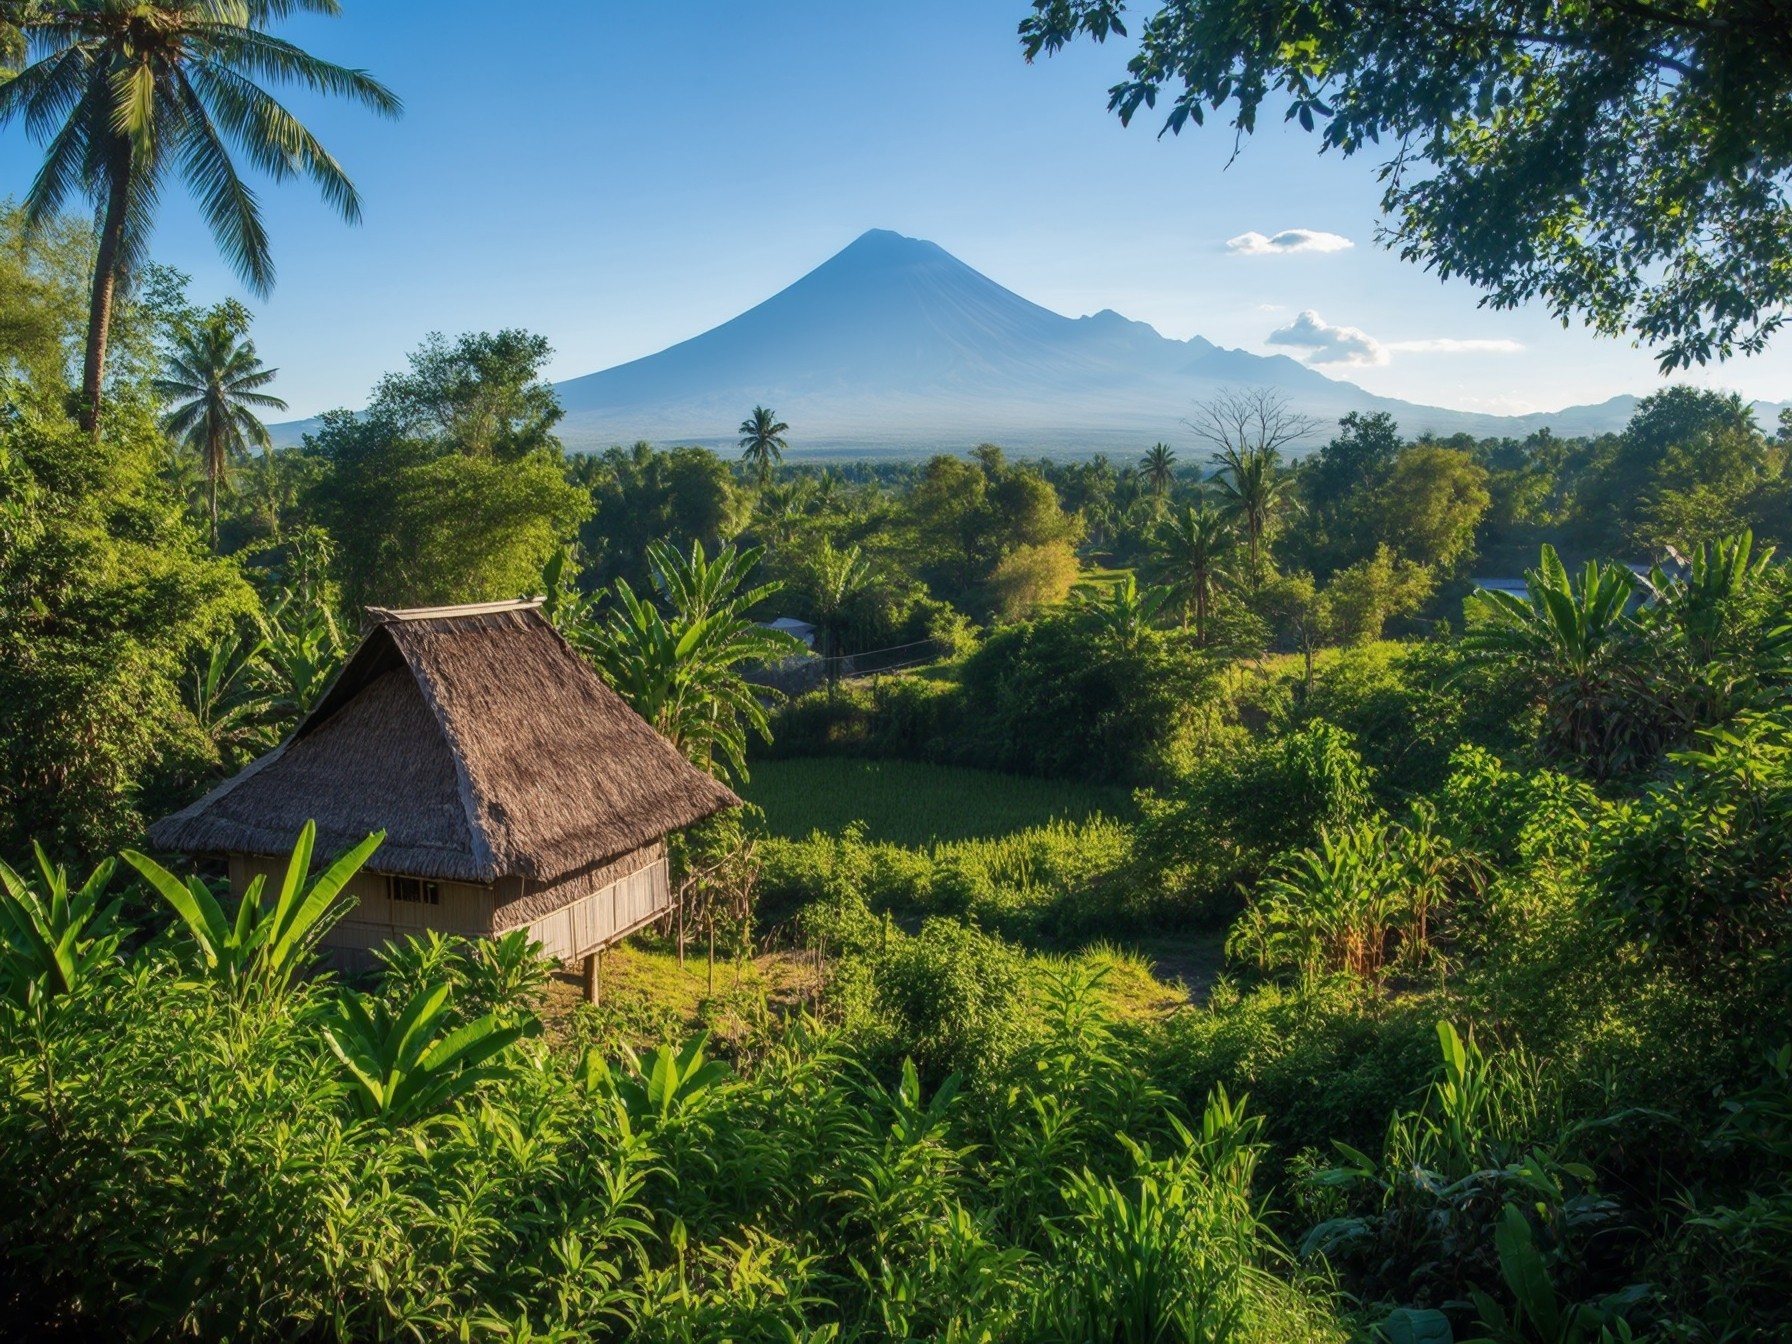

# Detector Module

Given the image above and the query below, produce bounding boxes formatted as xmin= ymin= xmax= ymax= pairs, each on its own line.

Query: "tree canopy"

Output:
xmin=0 ymin=0 xmax=399 ymax=429
xmin=1021 ymin=0 xmax=1792 ymax=369
xmin=368 ymin=329 xmax=562 ymax=460
xmin=302 ymin=330 xmax=586 ymax=608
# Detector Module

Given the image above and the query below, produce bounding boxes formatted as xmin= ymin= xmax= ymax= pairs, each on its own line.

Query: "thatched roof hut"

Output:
xmin=152 ymin=599 xmax=739 ymax=972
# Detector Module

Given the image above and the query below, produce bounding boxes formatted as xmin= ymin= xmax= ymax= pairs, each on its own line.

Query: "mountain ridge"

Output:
xmin=272 ymin=230 xmax=1785 ymax=455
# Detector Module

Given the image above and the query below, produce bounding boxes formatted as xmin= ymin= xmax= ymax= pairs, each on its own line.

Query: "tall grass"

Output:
xmin=0 ymin=849 xmax=1345 ymax=1341
xmin=759 ymin=812 xmax=1155 ymax=943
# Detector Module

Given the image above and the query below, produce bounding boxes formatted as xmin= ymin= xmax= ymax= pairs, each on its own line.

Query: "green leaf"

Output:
xmin=1380 ymin=1307 xmax=1454 ymax=1344
xmin=1495 ymin=1204 xmax=1561 ymax=1338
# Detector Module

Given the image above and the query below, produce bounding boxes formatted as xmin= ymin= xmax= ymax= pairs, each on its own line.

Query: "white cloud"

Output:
xmin=1266 ymin=312 xmax=1529 ymax=366
xmin=1226 ymin=228 xmax=1355 ymax=255
xmin=1386 ymin=337 xmax=1525 ymax=354
xmin=1266 ymin=310 xmax=1388 ymax=366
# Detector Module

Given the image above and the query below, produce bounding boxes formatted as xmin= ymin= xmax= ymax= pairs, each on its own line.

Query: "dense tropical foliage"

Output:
xmin=5 ymin=22 xmax=1792 ymax=1335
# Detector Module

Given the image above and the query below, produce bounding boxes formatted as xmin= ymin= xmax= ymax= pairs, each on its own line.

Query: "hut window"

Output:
xmin=387 ymin=876 xmax=440 ymax=906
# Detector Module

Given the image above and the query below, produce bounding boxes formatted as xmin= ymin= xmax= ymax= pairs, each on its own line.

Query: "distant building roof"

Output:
xmin=150 ymin=600 xmax=739 ymax=884
xmin=764 ymin=617 xmax=817 ymax=646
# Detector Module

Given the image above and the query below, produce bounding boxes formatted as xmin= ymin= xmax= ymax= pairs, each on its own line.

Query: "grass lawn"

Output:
xmin=541 ymin=937 xmax=1204 ymax=1052
xmin=1075 ymin=563 xmax=1136 ymax=597
xmin=740 ymin=757 xmax=1134 ymax=846
xmin=542 ymin=943 xmax=819 ymax=1051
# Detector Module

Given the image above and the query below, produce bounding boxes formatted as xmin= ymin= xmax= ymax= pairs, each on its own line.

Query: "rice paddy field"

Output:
xmin=739 ymin=756 xmax=1134 ymax=846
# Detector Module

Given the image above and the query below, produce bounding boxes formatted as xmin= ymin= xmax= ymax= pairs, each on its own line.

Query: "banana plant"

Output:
xmin=1640 ymin=530 xmax=1792 ymax=730
xmin=1463 ymin=546 xmax=1653 ymax=778
xmin=323 ymin=980 xmax=535 ymax=1124
xmin=124 ymin=821 xmax=383 ymax=1000
xmin=563 ymin=540 xmax=801 ymax=782
xmin=0 ymin=845 xmax=121 ymax=1008
xmin=1078 ymin=573 xmax=1174 ymax=651
xmin=255 ymin=593 xmax=347 ymax=721
xmin=186 ymin=626 xmax=275 ymax=760
xmin=584 ymin=1033 xmax=732 ymax=1130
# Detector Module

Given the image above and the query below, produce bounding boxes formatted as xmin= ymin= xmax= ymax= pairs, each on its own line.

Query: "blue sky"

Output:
xmin=4 ymin=0 xmax=1786 ymax=420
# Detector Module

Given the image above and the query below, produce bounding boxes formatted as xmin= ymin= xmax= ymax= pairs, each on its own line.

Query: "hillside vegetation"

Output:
xmin=3 ymin=199 xmax=1792 ymax=1342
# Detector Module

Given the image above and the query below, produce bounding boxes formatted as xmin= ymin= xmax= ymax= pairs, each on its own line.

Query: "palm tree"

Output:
xmin=1151 ymin=501 xmax=1236 ymax=643
xmin=754 ymin=478 xmax=814 ymax=546
xmin=155 ymin=311 xmax=287 ymax=549
xmin=1113 ymin=466 xmax=1146 ymax=530
xmin=1212 ymin=445 xmax=1292 ymax=588
xmin=738 ymin=405 xmax=789 ymax=486
xmin=0 ymin=2 xmax=400 ymax=434
xmin=567 ymin=540 xmax=800 ymax=783
xmin=1142 ymin=442 xmax=1176 ymax=503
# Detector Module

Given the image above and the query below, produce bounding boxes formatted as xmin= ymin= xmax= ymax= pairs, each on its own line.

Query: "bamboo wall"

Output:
xmin=514 ymin=856 xmax=671 ymax=964
xmin=226 ymin=846 xmax=672 ymax=972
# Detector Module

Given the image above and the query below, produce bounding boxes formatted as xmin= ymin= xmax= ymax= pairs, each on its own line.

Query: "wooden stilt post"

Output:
xmin=582 ymin=950 xmax=599 ymax=1005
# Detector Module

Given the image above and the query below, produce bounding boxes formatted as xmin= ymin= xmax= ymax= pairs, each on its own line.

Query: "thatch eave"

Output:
xmin=147 ymin=601 xmax=739 ymax=884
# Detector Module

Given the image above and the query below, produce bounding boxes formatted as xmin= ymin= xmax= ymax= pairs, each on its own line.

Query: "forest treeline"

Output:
xmin=10 ymin=175 xmax=1792 ymax=856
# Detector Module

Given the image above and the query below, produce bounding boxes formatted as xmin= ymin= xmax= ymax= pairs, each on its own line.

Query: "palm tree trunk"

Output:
xmin=207 ymin=421 xmax=222 ymax=551
xmin=79 ymin=151 xmax=132 ymax=437
xmin=264 ymin=448 xmax=280 ymax=538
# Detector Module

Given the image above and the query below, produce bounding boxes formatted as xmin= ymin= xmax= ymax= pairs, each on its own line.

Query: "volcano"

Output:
xmin=274 ymin=230 xmax=1776 ymax=455
xmin=543 ymin=230 xmax=1653 ymax=453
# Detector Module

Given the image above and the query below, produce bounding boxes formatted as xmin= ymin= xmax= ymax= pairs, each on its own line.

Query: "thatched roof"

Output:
xmin=151 ymin=600 xmax=740 ymax=884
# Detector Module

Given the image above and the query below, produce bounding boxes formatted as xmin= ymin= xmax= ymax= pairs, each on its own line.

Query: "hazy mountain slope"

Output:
xmin=271 ymin=230 xmax=1786 ymax=456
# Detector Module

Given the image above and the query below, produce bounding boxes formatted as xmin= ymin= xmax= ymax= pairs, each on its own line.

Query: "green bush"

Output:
xmin=1137 ymin=721 xmax=1377 ymax=924
xmin=1153 ymin=977 xmax=1441 ymax=1164
xmin=0 ymin=835 xmax=1355 ymax=1340
xmin=1592 ymin=711 xmax=1792 ymax=977
xmin=760 ymin=672 xmax=967 ymax=762
xmin=857 ymin=917 xmax=1035 ymax=1080
xmin=760 ymin=814 xmax=1149 ymax=945
xmin=958 ymin=612 xmax=1219 ymax=786
xmin=0 ymin=394 xmax=251 ymax=861
xmin=1298 ymin=640 xmax=1533 ymax=798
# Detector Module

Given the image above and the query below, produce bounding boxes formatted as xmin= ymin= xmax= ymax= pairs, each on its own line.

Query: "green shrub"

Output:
xmin=958 ymin=612 xmax=1219 ymax=786
xmin=760 ymin=672 xmax=968 ymax=763
xmin=854 ymin=917 xmax=1035 ymax=1081
xmin=760 ymin=814 xmax=1148 ymax=946
xmin=0 ymin=397 xmax=251 ymax=862
xmin=1592 ymin=711 xmax=1792 ymax=977
xmin=1299 ymin=640 xmax=1533 ymax=799
xmin=1138 ymin=721 xmax=1377 ymax=924
xmin=0 ymin=846 xmax=1363 ymax=1341
xmin=1153 ymin=977 xmax=1440 ymax=1164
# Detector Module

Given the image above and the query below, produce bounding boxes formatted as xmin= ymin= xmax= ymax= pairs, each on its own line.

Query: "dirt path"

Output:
xmin=1127 ymin=935 xmax=1228 ymax=1005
